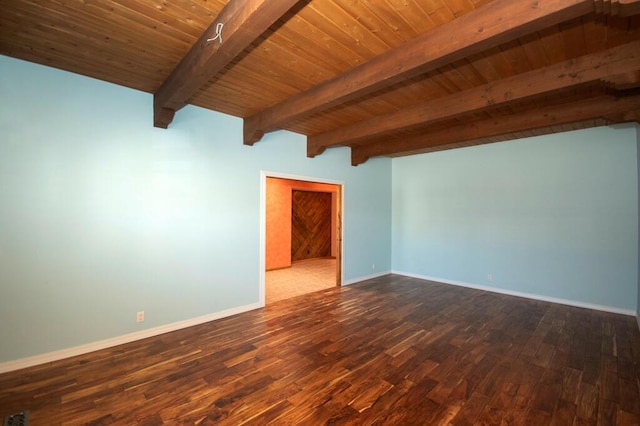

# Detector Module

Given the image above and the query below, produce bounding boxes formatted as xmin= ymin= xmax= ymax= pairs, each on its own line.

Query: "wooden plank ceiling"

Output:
xmin=1 ymin=0 xmax=639 ymax=165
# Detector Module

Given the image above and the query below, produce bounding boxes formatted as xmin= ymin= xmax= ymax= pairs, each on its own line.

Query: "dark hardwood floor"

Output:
xmin=2 ymin=274 xmax=640 ymax=425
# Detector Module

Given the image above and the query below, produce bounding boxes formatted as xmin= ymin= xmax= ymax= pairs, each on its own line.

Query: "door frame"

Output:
xmin=259 ymin=170 xmax=344 ymax=307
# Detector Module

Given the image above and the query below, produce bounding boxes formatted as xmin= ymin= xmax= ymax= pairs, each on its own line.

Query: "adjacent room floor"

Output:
xmin=266 ymin=258 xmax=337 ymax=304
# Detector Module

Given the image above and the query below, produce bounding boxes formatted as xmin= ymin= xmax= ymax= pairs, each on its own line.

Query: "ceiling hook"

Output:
xmin=207 ymin=22 xmax=224 ymax=45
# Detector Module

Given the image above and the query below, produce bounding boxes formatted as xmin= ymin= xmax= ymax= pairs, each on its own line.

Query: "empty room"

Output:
xmin=1 ymin=0 xmax=640 ymax=424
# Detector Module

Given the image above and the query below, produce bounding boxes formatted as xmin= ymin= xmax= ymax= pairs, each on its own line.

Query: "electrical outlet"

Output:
xmin=136 ymin=311 xmax=145 ymax=323
xmin=372 ymin=263 xmax=375 ymax=270
xmin=487 ymin=274 xmax=493 ymax=282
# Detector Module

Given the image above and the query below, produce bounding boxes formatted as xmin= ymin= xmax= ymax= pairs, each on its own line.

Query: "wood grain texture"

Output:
xmin=1 ymin=274 xmax=639 ymax=424
xmin=351 ymin=89 xmax=640 ymax=165
xmin=291 ymin=190 xmax=332 ymax=261
xmin=243 ymin=0 xmax=595 ymax=145
xmin=153 ymin=0 xmax=301 ymax=128
xmin=307 ymin=40 xmax=640 ymax=156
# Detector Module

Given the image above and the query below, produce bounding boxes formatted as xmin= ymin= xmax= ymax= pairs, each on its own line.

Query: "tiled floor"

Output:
xmin=266 ymin=258 xmax=337 ymax=304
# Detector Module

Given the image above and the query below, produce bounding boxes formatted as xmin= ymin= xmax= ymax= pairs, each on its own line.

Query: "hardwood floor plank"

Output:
xmin=450 ymin=391 xmax=491 ymax=425
xmin=551 ymin=398 xmax=577 ymax=426
xmin=597 ymin=398 xmax=617 ymax=425
xmin=576 ymin=382 xmax=600 ymax=421
xmin=616 ymin=408 xmax=640 ymax=425
xmin=2 ymin=274 xmax=640 ymax=424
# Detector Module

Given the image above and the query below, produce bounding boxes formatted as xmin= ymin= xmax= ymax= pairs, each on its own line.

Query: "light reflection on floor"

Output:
xmin=266 ymin=258 xmax=337 ymax=304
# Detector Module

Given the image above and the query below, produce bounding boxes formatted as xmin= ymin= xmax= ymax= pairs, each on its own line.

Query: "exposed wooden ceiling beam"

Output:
xmin=603 ymin=71 xmax=640 ymax=89
xmin=351 ymin=91 xmax=640 ymax=165
xmin=153 ymin=0 xmax=301 ymax=129
xmin=596 ymin=0 xmax=640 ymax=16
xmin=307 ymin=40 xmax=640 ymax=157
xmin=243 ymin=0 xmax=623 ymax=145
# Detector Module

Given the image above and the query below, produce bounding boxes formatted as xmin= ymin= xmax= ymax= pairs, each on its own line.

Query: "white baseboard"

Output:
xmin=3 ymin=274 xmax=636 ymax=374
xmin=344 ymin=270 xmax=391 ymax=286
xmin=392 ymin=270 xmax=637 ymax=317
xmin=0 ymin=302 xmax=263 ymax=374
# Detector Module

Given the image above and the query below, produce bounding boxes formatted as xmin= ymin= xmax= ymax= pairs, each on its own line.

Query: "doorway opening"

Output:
xmin=260 ymin=172 xmax=343 ymax=305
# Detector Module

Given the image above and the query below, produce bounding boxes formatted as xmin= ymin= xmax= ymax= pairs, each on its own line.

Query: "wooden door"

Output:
xmin=291 ymin=190 xmax=332 ymax=261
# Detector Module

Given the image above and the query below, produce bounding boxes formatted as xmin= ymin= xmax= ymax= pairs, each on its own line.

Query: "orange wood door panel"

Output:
xmin=291 ymin=190 xmax=332 ymax=261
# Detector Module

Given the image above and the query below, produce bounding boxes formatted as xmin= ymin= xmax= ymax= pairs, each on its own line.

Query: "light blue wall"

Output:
xmin=392 ymin=127 xmax=639 ymax=311
xmin=2 ymin=54 xmax=638 ymax=364
xmin=0 ymin=56 xmax=392 ymax=362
